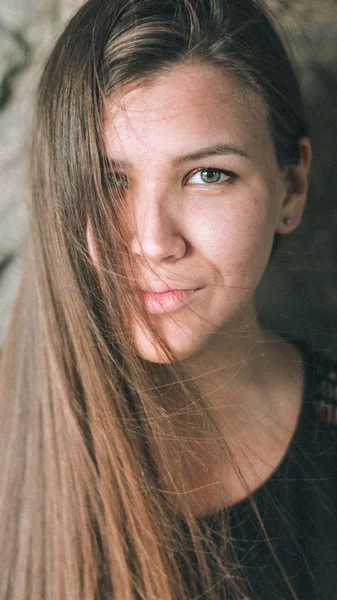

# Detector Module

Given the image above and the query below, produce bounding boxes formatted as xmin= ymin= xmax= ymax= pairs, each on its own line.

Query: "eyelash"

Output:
xmin=104 ymin=171 xmax=128 ymax=189
xmin=104 ymin=167 xmax=238 ymax=190
xmin=184 ymin=167 xmax=238 ymax=186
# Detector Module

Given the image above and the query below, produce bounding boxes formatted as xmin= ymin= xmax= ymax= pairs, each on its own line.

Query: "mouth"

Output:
xmin=137 ymin=288 xmax=203 ymax=314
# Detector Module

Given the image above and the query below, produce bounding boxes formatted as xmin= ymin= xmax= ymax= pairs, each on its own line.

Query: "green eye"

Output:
xmin=187 ymin=168 xmax=236 ymax=185
xmin=200 ymin=169 xmax=222 ymax=183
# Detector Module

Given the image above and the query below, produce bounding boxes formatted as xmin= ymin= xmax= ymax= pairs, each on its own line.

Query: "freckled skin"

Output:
xmin=88 ymin=63 xmax=308 ymax=364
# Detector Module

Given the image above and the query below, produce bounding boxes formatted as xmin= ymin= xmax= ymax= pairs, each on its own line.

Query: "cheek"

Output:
xmin=189 ymin=199 xmax=274 ymax=274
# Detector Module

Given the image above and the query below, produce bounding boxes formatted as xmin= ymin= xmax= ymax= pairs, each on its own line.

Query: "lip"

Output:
xmin=137 ymin=288 xmax=202 ymax=314
xmin=137 ymin=286 xmax=199 ymax=293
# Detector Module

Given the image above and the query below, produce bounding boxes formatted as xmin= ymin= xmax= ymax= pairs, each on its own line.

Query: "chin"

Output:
xmin=131 ymin=320 xmax=216 ymax=364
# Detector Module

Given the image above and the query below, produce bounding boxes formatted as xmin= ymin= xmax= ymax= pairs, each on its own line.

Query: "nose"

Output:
xmin=130 ymin=189 xmax=187 ymax=263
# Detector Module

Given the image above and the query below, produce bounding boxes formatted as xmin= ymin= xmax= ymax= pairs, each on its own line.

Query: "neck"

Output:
xmin=173 ymin=310 xmax=304 ymax=515
xmin=180 ymin=303 xmax=296 ymax=434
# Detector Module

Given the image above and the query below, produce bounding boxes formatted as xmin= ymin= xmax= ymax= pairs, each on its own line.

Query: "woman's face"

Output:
xmin=88 ymin=63 xmax=304 ymax=363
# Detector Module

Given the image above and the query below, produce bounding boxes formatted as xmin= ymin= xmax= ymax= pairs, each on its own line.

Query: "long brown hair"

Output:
xmin=0 ymin=1 xmax=309 ymax=598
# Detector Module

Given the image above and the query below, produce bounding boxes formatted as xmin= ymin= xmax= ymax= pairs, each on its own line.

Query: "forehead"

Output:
xmin=102 ymin=63 xmax=271 ymax=163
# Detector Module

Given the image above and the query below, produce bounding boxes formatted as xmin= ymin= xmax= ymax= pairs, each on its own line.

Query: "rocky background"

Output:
xmin=0 ymin=0 xmax=337 ymax=357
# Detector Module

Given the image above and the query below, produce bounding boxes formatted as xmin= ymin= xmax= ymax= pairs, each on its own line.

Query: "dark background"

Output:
xmin=257 ymin=4 xmax=337 ymax=359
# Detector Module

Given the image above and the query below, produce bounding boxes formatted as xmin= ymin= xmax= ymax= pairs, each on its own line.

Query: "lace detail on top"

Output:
xmin=314 ymin=356 xmax=337 ymax=433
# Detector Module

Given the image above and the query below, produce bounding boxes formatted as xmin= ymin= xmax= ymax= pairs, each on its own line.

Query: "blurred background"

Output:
xmin=0 ymin=0 xmax=336 ymax=357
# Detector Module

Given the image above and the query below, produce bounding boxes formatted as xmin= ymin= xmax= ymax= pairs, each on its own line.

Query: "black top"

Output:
xmin=196 ymin=341 xmax=337 ymax=599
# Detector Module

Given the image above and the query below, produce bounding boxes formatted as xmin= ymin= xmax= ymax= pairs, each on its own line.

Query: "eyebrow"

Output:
xmin=106 ymin=143 xmax=250 ymax=169
xmin=171 ymin=143 xmax=250 ymax=166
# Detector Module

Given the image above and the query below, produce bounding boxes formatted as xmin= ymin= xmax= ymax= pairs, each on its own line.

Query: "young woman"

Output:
xmin=1 ymin=0 xmax=336 ymax=598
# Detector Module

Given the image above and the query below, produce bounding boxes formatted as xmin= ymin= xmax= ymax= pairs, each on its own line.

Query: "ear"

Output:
xmin=276 ymin=137 xmax=312 ymax=234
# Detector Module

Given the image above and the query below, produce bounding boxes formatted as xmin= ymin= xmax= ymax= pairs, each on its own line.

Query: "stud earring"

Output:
xmin=282 ymin=216 xmax=292 ymax=226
